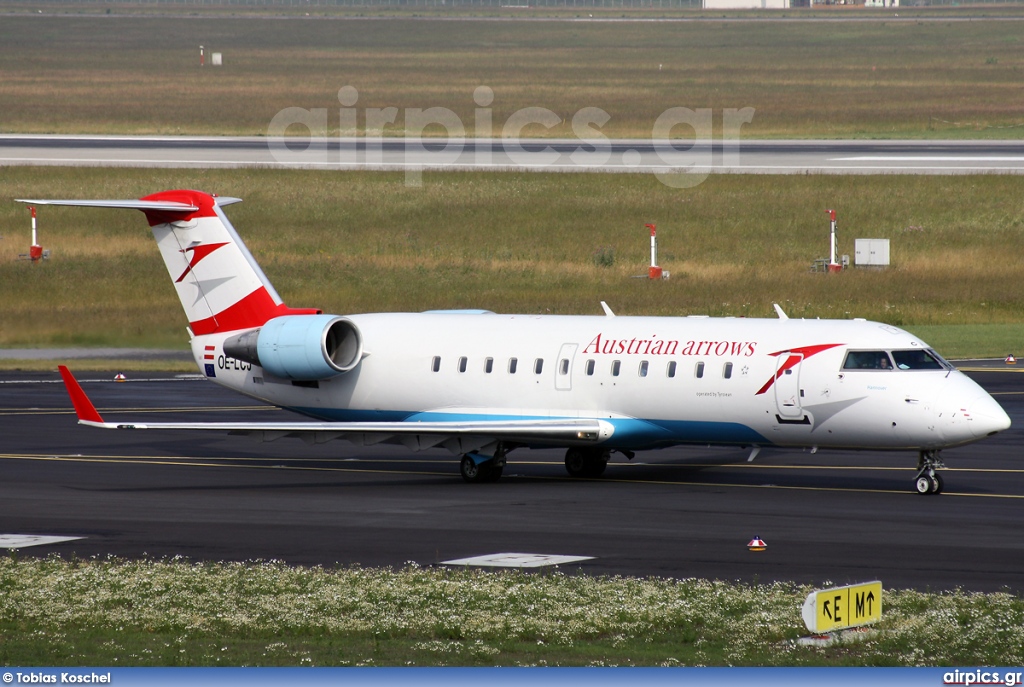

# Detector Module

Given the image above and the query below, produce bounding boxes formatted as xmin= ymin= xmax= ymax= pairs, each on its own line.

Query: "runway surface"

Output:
xmin=1 ymin=364 xmax=1022 ymax=591
xmin=4 ymin=135 xmax=1024 ymax=174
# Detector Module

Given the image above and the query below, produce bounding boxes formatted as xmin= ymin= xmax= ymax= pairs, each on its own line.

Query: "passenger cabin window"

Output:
xmin=843 ymin=350 xmax=894 ymax=370
xmin=559 ymin=358 xmax=570 ymax=375
xmin=458 ymin=356 xmax=468 ymax=373
xmin=431 ymin=356 xmax=441 ymax=372
xmin=612 ymin=360 xmax=621 ymax=377
xmin=667 ymin=361 xmax=677 ymax=378
xmin=508 ymin=357 xmax=518 ymax=374
xmin=586 ymin=359 xmax=596 ymax=376
xmin=639 ymin=361 xmax=649 ymax=377
xmin=723 ymin=362 xmax=733 ymax=379
xmin=484 ymin=357 xmax=494 ymax=373
xmin=892 ymin=349 xmax=945 ymax=370
xmin=534 ymin=358 xmax=544 ymax=374
xmin=695 ymin=362 xmax=705 ymax=379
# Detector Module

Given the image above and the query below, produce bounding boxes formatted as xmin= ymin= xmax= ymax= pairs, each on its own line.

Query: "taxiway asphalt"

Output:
xmin=1 ymin=365 xmax=1021 ymax=591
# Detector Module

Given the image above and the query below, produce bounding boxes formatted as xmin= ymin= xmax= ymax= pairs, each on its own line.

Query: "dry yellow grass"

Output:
xmin=1 ymin=166 xmax=1021 ymax=356
xmin=1 ymin=15 xmax=1023 ymax=137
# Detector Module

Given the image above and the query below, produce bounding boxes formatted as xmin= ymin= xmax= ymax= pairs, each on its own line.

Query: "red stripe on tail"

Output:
xmin=189 ymin=286 xmax=320 ymax=335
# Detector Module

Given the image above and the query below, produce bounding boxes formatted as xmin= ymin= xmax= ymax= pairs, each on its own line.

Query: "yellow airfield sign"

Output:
xmin=801 ymin=581 xmax=882 ymax=633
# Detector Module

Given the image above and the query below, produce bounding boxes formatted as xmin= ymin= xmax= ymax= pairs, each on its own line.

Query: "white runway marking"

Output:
xmin=835 ymin=156 xmax=1024 ymax=162
xmin=441 ymin=553 xmax=595 ymax=568
xmin=0 ymin=534 xmax=83 ymax=549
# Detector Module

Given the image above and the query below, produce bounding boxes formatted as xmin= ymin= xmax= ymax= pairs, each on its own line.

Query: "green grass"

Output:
xmin=2 ymin=167 xmax=1023 ymax=356
xmin=1 ymin=12 xmax=1024 ymax=138
xmin=904 ymin=324 xmax=1024 ymax=359
xmin=1 ymin=555 xmax=1023 ymax=666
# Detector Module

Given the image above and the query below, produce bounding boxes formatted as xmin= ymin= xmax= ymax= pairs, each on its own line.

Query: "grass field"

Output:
xmin=2 ymin=555 xmax=1023 ymax=666
xmin=1 ymin=167 xmax=1022 ymax=357
xmin=1 ymin=11 xmax=1024 ymax=138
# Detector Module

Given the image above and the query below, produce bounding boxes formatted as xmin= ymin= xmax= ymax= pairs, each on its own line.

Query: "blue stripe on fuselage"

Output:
xmin=287 ymin=407 xmax=770 ymax=449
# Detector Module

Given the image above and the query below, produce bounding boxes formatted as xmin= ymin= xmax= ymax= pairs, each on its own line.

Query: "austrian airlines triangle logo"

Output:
xmin=755 ymin=343 xmax=844 ymax=395
xmin=176 ymin=242 xmax=230 ymax=283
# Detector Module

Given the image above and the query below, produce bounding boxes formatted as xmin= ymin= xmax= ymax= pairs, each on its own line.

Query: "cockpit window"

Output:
xmin=842 ymin=350 xmax=894 ymax=370
xmin=891 ymin=349 xmax=946 ymax=370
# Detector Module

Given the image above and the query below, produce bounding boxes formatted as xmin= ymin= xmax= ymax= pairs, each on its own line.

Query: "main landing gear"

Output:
xmin=460 ymin=446 xmax=615 ymax=482
xmin=914 ymin=449 xmax=945 ymax=495
xmin=564 ymin=448 xmax=610 ymax=478
xmin=460 ymin=447 xmax=507 ymax=483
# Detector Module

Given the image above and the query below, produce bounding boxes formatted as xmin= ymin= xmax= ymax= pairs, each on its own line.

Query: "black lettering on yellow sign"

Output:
xmin=813 ymin=582 xmax=882 ymax=633
xmin=855 ymin=589 xmax=876 ymax=618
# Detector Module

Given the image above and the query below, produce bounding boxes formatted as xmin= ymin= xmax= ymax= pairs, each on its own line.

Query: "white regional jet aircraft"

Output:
xmin=22 ymin=190 xmax=1010 ymax=495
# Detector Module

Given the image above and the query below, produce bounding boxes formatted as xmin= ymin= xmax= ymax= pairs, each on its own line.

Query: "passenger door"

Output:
xmin=775 ymin=353 xmax=804 ymax=419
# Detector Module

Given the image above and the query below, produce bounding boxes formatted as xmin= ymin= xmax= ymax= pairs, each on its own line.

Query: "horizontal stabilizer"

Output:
xmin=15 ymin=197 xmax=242 ymax=211
xmin=16 ymin=199 xmax=198 ymax=212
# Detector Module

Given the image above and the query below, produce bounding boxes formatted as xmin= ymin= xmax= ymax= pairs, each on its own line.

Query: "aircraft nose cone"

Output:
xmin=967 ymin=393 xmax=1011 ymax=438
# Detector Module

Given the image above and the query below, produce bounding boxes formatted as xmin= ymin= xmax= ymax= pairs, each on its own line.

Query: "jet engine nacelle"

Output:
xmin=223 ymin=314 xmax=363 ymax=380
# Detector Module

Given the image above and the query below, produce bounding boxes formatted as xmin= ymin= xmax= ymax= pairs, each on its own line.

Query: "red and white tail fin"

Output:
xmin=16 ymin=190 xmax=319 ymax=335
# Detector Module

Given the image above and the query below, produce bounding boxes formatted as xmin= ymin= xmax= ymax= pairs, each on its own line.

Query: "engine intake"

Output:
xmin=223 ymin=315 xmax=362 ymax=380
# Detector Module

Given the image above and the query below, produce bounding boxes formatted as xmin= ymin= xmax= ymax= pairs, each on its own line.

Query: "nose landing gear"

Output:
xmin=914 ymin=450 xmax=945 ymax=495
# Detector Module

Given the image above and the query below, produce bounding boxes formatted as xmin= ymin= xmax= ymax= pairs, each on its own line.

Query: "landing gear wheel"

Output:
xmin=460 ymin=452 xmax=506 ymax=484
xmin=565 ymin=448 xmax=588 ymax=478
xmin=461 ymin=455 xmax=484 ymax=483
xmin=915 ymin=475 xmax=932 ymax=495
xmin=564 ymin=448 xmax=610 ymax=478
xmin=914 ymin=450 xmax=947 ymax=496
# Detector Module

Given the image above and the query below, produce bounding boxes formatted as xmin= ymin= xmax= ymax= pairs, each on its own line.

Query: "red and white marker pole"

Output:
xmin=28 ymin=206 xmax=42 ymax=262
xmin=646 ymin=223 xmax=662 ymax=279
xmin=826 ymin=209 xmax=841 ymax=273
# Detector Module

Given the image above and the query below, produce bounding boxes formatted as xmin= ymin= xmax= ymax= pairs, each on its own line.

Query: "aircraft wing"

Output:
xmin=58 ymin=367 xmax=612 ymax=451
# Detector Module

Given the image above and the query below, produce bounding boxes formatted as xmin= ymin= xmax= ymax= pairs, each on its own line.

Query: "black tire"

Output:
xmin=565 ymin=448 xmax=588 ymax=478
xmin=461 ymin=455 xmax=482 ymax=483
xmin=566 ymin=448 xmax=609 ymax=478
xmin=586 ymin=454 xmax=609 ymax=477
xmin=461 ymin=455 xmax=503 ymax=483
xmin=930 ymin=472 xmax=944 ymax=495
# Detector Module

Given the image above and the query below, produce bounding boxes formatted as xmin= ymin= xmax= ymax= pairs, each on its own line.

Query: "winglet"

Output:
xmin=58 ymin=366 xmax=105 ymax=424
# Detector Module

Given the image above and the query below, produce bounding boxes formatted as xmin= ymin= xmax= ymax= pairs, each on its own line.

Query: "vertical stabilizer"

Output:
xmin=16 ymin=190 xmax=320 ymax=334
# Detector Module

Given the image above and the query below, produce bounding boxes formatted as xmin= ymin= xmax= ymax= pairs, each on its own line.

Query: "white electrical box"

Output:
xmin=854 ymin=239 xmax=890 ymax=267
